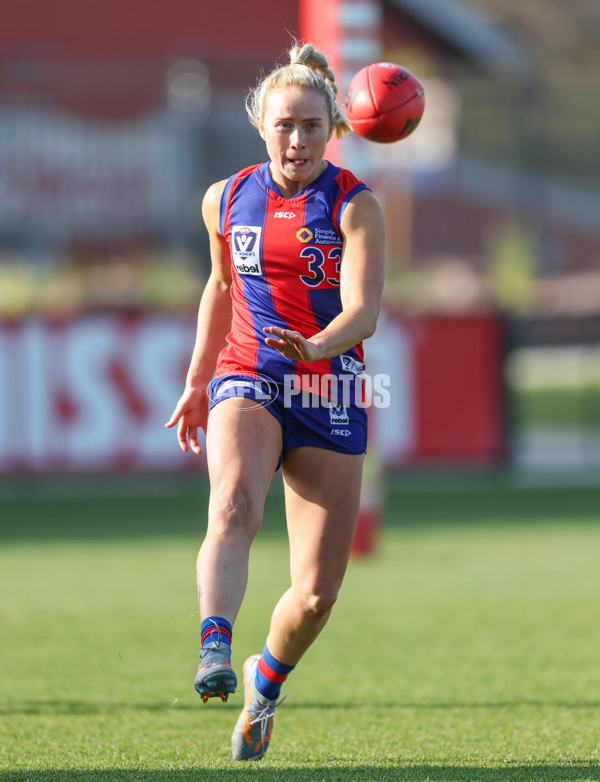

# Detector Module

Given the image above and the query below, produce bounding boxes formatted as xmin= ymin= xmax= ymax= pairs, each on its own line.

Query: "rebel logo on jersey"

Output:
xmin=231 ymin=226 xmax=263 ymax=275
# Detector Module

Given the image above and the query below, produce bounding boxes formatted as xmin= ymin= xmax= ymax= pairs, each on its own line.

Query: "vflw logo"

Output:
xmin=231 ymin=226 xmax=262 ymax=275
xmin=329 ymin=402 xmax=350 ymax=426
xmin=340 ymin=354 xmax=365 ymax=376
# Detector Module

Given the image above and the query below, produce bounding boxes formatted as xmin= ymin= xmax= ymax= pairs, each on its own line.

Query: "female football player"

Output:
xmin=166 ymin=40 xmax=385 ymax=761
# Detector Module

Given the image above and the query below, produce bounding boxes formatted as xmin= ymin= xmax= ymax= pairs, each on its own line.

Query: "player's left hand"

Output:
xmin=263 ymin=326 xmax=321 ymax=362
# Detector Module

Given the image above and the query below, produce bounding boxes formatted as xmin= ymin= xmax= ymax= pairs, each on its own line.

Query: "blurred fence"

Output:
xmin=0 ymin=57 xmax=599 ymax=474
xmin=506 ymin=315 xmax=600 ymax=473
xmin=0 ymin=56 xmax=266 ymax=318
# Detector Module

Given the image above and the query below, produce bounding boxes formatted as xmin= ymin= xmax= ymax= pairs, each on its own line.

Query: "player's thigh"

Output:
xmin=206 ymin=397 xmax=283 ymax=522
xmin=282 ymin=446 xmax=365 ymax=591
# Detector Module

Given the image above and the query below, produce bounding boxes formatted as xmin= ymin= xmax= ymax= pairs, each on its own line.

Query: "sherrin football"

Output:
xmin=344 ymin=62 xmax=425 ymax=144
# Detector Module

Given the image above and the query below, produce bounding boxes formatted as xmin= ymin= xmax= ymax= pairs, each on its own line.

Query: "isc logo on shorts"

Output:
xmin=231 ymin=226 xmax=263 ymax=275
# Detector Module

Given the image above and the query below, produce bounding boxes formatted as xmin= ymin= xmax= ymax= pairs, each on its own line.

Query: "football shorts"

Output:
xmin=208 ymin=373 xmax=367 ymax=456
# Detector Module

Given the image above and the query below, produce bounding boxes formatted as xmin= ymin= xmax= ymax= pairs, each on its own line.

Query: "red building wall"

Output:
xmin=0 ymin=0 xmax=298 ymax=64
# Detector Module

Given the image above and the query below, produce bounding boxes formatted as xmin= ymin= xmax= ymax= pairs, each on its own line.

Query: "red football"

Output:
xmin=345 ymin=62 xmax=425 ymax=143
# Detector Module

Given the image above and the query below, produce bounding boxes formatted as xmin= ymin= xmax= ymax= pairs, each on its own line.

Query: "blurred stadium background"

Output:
xmin=1 ymin=0 xmax=599 ymax=483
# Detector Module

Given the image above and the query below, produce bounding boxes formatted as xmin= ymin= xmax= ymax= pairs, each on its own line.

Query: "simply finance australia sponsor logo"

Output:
xmin=282 ymin=373 xmax=391 ymax=409
xmin=231 ymin=226 xmax=262 ymax=275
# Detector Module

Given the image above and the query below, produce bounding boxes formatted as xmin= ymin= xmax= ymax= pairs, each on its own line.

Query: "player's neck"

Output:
xmin=267 ymin=160 xmax=328 ymax=199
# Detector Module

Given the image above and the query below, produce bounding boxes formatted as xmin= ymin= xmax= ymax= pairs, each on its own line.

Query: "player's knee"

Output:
xmin=208 ymin=485 xmax=260 ymax=539
xmin=300 ymin=588 xmax=338 ymax=621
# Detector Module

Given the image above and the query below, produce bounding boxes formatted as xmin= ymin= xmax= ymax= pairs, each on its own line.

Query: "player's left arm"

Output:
xmin=264 ymin=189 xmax=385 ymax=361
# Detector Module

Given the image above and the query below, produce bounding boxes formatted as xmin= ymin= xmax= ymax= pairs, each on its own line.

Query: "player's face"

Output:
xmin=259 ymin=87 xmax=333 ymax=198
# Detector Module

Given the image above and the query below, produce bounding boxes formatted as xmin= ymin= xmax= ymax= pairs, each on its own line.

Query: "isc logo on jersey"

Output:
xmin=231 ymin=226 xmax=263 ymax=275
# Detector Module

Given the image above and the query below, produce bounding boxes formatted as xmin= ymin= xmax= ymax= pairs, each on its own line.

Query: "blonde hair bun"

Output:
xmin=246 ymin=41 xmax=352 ymax=140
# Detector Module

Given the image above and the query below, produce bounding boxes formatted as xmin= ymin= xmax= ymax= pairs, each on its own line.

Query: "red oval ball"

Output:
xmin=345 ymin=62 xmax=425 ymax=143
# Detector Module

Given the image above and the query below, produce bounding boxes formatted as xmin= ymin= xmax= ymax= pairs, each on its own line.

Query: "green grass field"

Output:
xmin=1 ymin=476 xmax=600 ymax=781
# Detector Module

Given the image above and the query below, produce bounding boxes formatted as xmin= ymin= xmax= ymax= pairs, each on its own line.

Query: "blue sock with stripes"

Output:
xmin=254 ymin=643 xmax=295 ymax=701
xmin=200 ymin=616 xmax=232 ymax=648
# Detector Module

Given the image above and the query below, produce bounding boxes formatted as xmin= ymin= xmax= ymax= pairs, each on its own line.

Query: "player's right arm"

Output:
xmin=165 ymin=180 xmax=232 ymax=454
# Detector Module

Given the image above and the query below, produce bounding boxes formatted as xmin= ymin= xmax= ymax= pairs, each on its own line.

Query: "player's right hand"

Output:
xmin=165 ymin=385 xmax=209 ymax=455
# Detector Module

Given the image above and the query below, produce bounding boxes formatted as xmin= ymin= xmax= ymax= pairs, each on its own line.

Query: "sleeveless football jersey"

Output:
xmin=216 ymin=161 xmax=370 ymax=398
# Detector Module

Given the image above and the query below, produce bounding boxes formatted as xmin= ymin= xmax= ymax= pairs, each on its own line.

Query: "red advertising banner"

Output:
xmin=0 ymin=311 xmax=504 ymax=475
xmin=406 ymin=313 xmax=505 ymax=464
xmin=365 ymin=310 xmax=505 ymax=468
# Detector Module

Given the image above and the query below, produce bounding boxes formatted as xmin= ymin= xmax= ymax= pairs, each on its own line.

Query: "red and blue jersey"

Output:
xmin=216 ymin=161 xmax=370 ymax=394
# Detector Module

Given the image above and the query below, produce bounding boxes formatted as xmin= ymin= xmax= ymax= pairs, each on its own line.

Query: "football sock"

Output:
xmin=200 ymin=616 xmax=232 ymax=648
xmin=255 ymin=643 xmax=296 ymax=701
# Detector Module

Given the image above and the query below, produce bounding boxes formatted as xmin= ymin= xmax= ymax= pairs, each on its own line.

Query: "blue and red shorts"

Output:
xmin=208 ymin=373 xmax=367 ymax=456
